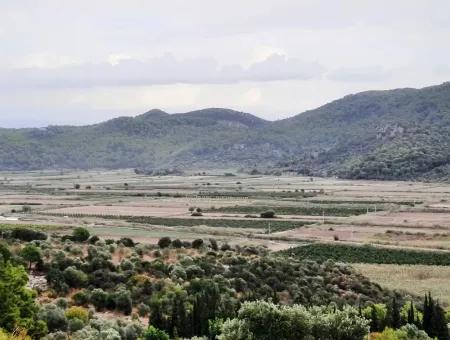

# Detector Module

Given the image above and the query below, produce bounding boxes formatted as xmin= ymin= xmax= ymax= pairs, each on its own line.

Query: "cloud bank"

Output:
xmin=0 ymin=54 xmax=325 ymax=89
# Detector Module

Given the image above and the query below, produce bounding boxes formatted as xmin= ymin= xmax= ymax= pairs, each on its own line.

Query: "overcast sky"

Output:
xmin=1 ymin=0 xmax=450 ymax=127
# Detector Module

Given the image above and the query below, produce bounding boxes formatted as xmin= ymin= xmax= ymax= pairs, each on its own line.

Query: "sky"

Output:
xmin=1 ymin=0 xmax=450 ymax=127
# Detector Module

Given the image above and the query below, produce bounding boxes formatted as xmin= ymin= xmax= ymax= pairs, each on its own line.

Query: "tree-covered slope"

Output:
xmin=0 ymin=82 xmax=449 ymax=180
xmin=268 ymin=82 xmax=450 ymax=180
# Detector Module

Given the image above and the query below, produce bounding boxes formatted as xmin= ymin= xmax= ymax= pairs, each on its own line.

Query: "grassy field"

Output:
xmin=353 ymin=263 xmax=450 ymax=305
xmin=207 ymin=204 xmax=382 ymax=216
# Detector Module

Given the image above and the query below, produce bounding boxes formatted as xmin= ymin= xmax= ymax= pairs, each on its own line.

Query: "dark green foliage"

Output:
xmin=423 ymin=292 xmax=449 ymax=340
xmin=47 ymin=267 xmax=69 ymax=293
xmin=114 ymin=289 xmax=133 ymax=315
xmin=280 ymin=243 xmax=450 ymax=265
xmin=88 ymin=235 xmax=100 ymax=244
xmin=118 ymin=237 xmax=135 ymax=247
xmin=387 ymin=296 xmax=402 ymax=329
xmin=158 ymin=237 xmax=172 ymax=249
xmin=0 ymin=261 xmax=40 ymax=333
xmin=260 ymin=210 xmax=275 ymax=218
xmin=171 ymin=239 xmax=183 ymax=248
xmin=10 ymin=228 xmax=47 ymax=241
xmin=20 ymin=244 xmax=42 ymax=270
xmin=37 ymin=304 xmax=67 ymax=332
xmin=209 ymin=205 xmax=379 ymax=217
xmin=63 ymin=266 xmax=88 ymax=288
xmin=71 ymin=227 xmax=90 ymax=242
xmin=90 ymin=288 xmax=108 ymax=310
xmin=72 ymin=290 xmax=90 ymax=306
xmin=192 ymin=239 xmax=204 ymax=249
xmin=125 ymin=216 xmax=313 ymax=232
xmin=143 ymin=326 xmax=169 ymax=340
xmin=0 ymin=243 xmax=12 ymax=262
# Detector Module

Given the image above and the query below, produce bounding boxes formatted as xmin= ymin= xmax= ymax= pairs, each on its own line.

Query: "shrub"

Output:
xmin=142 ymin=326 xmax=169 ymax=340
xmin=88 ymin=235 xmax=100 ymax=244
xmin=55 ymin=298 xmax=68 ymax=310
xmin=72 ymin=227 xmax=90 ymax=242
xmin=65 ymin=306 xmax=89 ymax=323
xmin=47 ymin=267 xmax=69 ymax=294
xmin=38 ymin=304 xmax=68 ymax=332
xmin=171 ymin=239 xmax=183 ymax=248
xmin=90 ymin=288 xmax=108 ymax=311
xmin=260 ymin=211 xmax=275 ymax=218
xmin=138 ymin=303 xmax=151 ymax=317
xmin=209 ymin=238 xmax=218 ymax=251
xmin=10 ymin=228 xmax=47 ymax=241
xmin=63 ymin=266 xmax=88 ymax=288
xmin=115 ymin=289 xmax=133 ymax=315
xmin=0 ymin=243 xmax=12 ymax=261
xmin=192 ymin=239 xmax=204 ymax=249
xmin=158 ymin=237 xmax=171 ymax=249
xmin=220 ymin=243 xmax=231 ymax=251
xmin=118 ymin=237 xmax=135 ymax=247
xmin=72 ymin=290 xmax=90 ymax=306
xmin=68 ymin=318 xmax=85 ymax=333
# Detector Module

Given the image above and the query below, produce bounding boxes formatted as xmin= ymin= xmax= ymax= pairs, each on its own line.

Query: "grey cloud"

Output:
xmin=0 ymin=54 xmax=325 ymax=90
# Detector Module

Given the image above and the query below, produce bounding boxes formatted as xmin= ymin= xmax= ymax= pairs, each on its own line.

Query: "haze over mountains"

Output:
xmin=1 ymin=82 xmax=449 ymax=181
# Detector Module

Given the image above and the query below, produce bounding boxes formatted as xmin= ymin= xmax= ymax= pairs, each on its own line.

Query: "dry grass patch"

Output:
xmin=353 ymin=263 xmax=450 ymax=305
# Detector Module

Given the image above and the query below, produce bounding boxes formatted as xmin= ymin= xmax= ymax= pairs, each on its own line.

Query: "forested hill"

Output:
xmin=0 ymin=82 xmax=449 ymax=181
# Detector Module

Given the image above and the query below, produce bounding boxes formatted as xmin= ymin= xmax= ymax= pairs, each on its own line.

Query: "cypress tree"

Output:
xmin=431 ymin=302 xmax=449 ymax=340
xmin=407 ymin=301 xmax=415 ymax=325
xmin=150 ymin=302 xmax=165 ymax=332
xmin=388 ymin=296 xmax=401 ymax=329
xmin=423 ymin=293 xmax=432 ymax=335
xmin=370 ymin=305 xmax=379 ymax=332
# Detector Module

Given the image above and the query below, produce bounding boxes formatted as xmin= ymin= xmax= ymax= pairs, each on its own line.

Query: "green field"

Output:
xmin=279 ymin=243 xmax=450 ymax=266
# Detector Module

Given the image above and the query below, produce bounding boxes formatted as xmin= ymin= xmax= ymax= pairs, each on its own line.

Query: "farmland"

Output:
xmin=0 ymin=169 xmax=450 ymax=297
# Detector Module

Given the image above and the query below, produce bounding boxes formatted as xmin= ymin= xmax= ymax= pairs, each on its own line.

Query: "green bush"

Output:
xmin=71 ymin=227 xmax=90 ymax=242
xmin=63 ymin=267 xmax=88 ymax=288
xmin=142 ymin=326 xmax=169 ymax=340
xmin=0 ymin=261 xmax=40 ymax=332
xmin=65 ymin=306 xmax=89 ymax=323
xmin=72 ymin=290 xmax=90 ymax=306
xmin=10 ymin=228 xmax=47 ymax=241
xmin=219 ymin=301 xmax=369 ymax=340
xmin=260 ymin=211 xmax=275 ymax=218
xmin=158 ymin=237 xmax=171 ymax=249
xmin=38 ymin=304 xmax=68 ymax=332
xmin=68 ymin=318 xmax=85 ymax=333
xmin=90 ymin=288 xmax=108 ymax=310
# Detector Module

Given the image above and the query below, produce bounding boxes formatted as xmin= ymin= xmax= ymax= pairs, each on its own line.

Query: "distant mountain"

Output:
xmin=0 ymin=83 xmax=449 ymax=181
